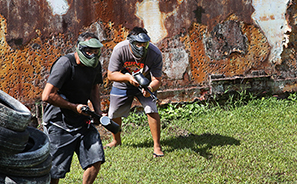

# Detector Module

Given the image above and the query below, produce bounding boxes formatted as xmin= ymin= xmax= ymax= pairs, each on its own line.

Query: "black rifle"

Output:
xmin=132 ymin=71 xmax=158 ymax=102
xmin=81 ymin=106 xmax=120 ymax=134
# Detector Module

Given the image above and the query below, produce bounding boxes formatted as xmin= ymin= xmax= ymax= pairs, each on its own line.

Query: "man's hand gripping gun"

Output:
xmin=81 ymin=106 xmax=120 ymax=134
xmin=132 ymin=71 xmax=158 ymax=102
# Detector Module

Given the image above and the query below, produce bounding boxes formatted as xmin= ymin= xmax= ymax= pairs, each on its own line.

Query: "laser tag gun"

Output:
xmin=81 ymin=106 xmax=120 ymax=134
xmin=132 ymin=71 xmax=158 ymax=102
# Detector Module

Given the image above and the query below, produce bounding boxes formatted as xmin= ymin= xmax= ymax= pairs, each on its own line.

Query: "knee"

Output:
xmin=90 ymin=161 xmax=101 ymax=172
xmin=95 ymin=161 xmax=102 ymax=168
xmin=147 ymin=112 xmax=160 ymax=119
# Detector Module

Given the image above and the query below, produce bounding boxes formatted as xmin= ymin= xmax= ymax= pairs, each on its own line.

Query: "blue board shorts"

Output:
xmin=108 ymin=87 xmax=158 ymax=119
xmin=43 ymin=123 xmax=105 ymax=179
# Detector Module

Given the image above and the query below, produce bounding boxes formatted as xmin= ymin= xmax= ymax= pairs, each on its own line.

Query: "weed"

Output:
xmin=60 ymin=95 xmax=297 ymax=183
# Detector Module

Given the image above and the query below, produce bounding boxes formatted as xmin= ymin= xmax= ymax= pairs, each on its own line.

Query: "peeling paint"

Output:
xmin=203 ymin=20 xmax=248 ymax=60
xmin=46 ymin=0 xmax=69 ymax=16
xmin=163 ymin=47 xmax=189 ymax=79
xmin=136 ymin=0 xmax=184 ymax=43
xmin=1 ymin=0 xmax=297 ymax=116
xmin=186 ymin=15 xmax=270 ymax=85
xmin=252 ymin=0 xmax=291 ymax=64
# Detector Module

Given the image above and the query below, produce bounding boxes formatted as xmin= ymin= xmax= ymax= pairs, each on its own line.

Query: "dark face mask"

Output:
xmin=127 ymin=33 xmax=150 ymax=58
xmin=130 ymin=42 xmax=149 ymax=58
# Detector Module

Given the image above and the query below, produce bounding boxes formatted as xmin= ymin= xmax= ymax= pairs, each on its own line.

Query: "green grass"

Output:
xmin=60 ymin=94 xmax=297 ymax=183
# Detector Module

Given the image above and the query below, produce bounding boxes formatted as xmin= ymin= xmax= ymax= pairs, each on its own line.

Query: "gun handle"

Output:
xmin=81 ymin=106 xmax=100 ymax=119
xmin=144 ymin=87 xmax=158 ymax=102
xmin=81 ymin=106 xmax=120 ymax=134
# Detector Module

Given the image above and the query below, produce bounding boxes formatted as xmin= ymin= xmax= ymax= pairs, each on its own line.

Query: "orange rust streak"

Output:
xmin=283 ymin=83 xmax=297 ymax=92
xmin=184 ymin=15 xmax=270 ymax=85
xmin=259 ymin=15 xmax=275 ymax=21
xmin=0 ymin=15 xmax=70 ymax=104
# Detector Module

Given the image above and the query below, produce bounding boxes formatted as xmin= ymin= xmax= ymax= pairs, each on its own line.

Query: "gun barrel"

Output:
xmin=81 ymin=106 xmax=120 ymax=134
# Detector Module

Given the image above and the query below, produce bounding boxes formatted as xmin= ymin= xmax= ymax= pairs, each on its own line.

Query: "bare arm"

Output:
xmin=108 ymin=69 xmax=162 ymax=97
xmin=108 ymin=70 xmax=139 ymax=87
xmin=89 ymin=84 xmax=103 ymax=116
xmin=148 ymin=76 xmax=162 ymax=92
xmin=143 ymin=76 xmax=162 ymax=97
xmin=42 ymin=83 xmax=85 ymax=114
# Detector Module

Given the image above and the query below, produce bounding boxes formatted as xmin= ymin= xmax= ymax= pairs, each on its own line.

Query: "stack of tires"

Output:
xmin=0 ymin=90 xmax=51 ymax=184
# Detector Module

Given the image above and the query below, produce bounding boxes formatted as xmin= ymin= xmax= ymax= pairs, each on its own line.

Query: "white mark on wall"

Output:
xmin=252 ymin=0 xmax=291 ymax=64
xmin=163 ymin=39 xmax=189 ymax=80
xmin=135 ymin=0 xmax=183 ymax=43
xmin=46 ymin=0 xmax=69 ymax=16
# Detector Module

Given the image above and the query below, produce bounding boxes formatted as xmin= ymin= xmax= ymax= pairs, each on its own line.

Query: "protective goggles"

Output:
xmin=78 ymin=45 xmax=101 ymax=59
xmin=133 ymin=41 xmax=149 ymax=49
xmin=78 ymin=38 xmax=103 ymax=59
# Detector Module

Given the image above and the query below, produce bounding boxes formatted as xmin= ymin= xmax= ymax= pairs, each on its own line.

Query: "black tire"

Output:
xmin=0 ymin=126 xmax=50 ymax=168
xmin=0 ymin=173 xmax=51 ymax=184
xmin=0 ymin=90 xmax=31 ymax=132
xmin=0 ymin=155 xmax=52 ymax=177
xmin=0 ymin=126 xmax=29 ymax=154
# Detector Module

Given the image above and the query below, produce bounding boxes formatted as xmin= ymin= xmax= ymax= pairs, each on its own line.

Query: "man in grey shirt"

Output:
xmin=107 ymin=27 xmax=164 ymax=157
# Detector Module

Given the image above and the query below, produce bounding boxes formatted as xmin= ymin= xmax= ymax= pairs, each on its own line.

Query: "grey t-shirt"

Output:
xmin=43 ymin=53 xmax=103 ymax=129
xmin=108 ymin=40 xmax=163 ymax=89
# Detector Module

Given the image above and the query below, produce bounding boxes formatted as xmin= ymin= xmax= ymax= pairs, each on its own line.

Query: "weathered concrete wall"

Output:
xmin=1 ymin=0 xmax=297 ymax=115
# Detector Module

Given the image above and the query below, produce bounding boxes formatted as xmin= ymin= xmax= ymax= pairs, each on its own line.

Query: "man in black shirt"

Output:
xmin=42 ymin=32 xmax=105 ymax=184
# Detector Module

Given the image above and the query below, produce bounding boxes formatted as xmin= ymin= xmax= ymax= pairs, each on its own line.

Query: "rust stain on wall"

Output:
xmin=279 ymin=0 xmax=297 ymax=78
xmin=1 ymin=0 xmax=297 ymax=115
xmin=185 ymin=14 xmax=271 ymax=84
xmin=136 ymin=0 xmax=184 ymax=43
xmin=0 ymin=14 xmax=74 ymax=106
xmin=0 ymin=0 xmax=122 ymax=48
xmin=203 ymin=20 xmax=248 ymax=60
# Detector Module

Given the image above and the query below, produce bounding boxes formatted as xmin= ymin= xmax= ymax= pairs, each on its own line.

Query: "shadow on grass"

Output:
xmin=130 ymin=133 xmax=240 ymax=159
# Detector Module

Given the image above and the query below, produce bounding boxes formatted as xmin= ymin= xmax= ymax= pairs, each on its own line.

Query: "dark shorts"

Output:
xmin=43 ymin=124 xmax=105 ymax=179
xmin=108 ymin=87 xmax=158 ymax=119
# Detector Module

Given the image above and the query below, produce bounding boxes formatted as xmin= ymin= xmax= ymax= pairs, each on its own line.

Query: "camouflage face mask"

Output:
xmin=76 ymin=38 xmax=103 ymax=68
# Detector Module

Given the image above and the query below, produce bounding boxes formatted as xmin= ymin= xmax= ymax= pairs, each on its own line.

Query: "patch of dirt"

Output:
xmin=167 ymin=125 xmax=191 ymax=137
